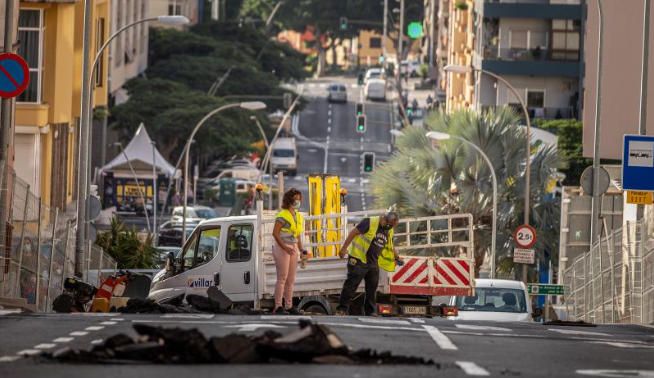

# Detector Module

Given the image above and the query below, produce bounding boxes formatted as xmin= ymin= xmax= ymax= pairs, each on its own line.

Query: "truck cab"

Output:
xmin=150 ymin=216 xmax=258 ymax=304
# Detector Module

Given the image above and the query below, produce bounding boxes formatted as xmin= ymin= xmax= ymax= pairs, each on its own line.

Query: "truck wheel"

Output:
xmin=303 ymin=303 xmax=328 ymax=315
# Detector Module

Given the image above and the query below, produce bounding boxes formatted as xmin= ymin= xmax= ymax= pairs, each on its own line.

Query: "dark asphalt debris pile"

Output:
xmin=543 ymin=320 xmax=597 ymax=327
xmin=120 ymin=287 xmax=260 ymax=315
xmin=47 ymin=320 xmax=435 ymax=365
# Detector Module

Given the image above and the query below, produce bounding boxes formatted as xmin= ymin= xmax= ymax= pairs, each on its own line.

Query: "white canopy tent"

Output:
xmin=101 ymin=123 xmax=178 ymax=179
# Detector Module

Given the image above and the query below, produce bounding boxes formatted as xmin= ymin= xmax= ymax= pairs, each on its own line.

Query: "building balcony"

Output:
xmin=480 ymin=47 xmax=581 ymax=77
xmin=478 ymin=0 xmax=582 ymax=19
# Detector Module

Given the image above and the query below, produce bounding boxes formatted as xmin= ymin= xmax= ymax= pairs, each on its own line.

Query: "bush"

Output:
xmin=95 ymin=218 xmax=158 ymax=269
xmin=535 ymin=119 xmax=590 ymax=186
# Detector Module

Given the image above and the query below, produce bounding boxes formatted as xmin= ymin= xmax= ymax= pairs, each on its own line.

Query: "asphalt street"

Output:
xmin=1 ymin=311 xmax=653 ymax=377
xmin=286 ymin=76 xmax=395 ymax=213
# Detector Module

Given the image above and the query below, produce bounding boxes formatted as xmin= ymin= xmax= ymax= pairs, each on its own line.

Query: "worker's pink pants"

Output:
xmin=272 ymin=241 xmax=298 ymax=309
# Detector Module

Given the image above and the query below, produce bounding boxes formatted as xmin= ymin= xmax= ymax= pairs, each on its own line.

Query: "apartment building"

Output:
xmin=471 ymin=0 xmax=584 ymax=119
xmin=446 ymin=0 xmax=475 ymax=111
xmin=148 ymin=0 xmax=199 ymax=28
xmin=14 ymin=1 xmax=109 ymax=210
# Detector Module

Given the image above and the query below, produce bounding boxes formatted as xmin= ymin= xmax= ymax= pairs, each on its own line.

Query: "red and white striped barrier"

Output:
xmin=389 ymin=257 xmax=474 ymax=296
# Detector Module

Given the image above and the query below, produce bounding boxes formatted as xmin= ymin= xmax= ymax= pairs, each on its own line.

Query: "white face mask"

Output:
xmin=293 ymin=200 xmax=301 ymax=208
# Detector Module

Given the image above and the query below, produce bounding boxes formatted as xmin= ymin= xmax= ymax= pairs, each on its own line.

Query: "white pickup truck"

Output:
xmin=149 ymin=202 xmax=476 ymax=316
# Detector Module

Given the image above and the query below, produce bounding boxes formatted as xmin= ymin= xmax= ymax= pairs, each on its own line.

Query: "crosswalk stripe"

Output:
xmin=456 ymin=361 xmax=490 ymax=376
xmin=422 ymin=325 xmax=458 ymax=350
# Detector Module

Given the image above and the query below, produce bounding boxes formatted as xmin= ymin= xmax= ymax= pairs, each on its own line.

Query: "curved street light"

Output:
xmin=444 ymin=64 xmax=530 ymax=280
xmin=181 ymin=101 xmax=267 ymax=244
xmin=426 ymin=131 xmax=498 ymax=279
xmin=75 ymin=14 xmax=190 ymax=275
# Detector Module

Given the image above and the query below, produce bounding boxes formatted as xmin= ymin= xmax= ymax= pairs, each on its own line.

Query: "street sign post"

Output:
xmin=513 ymin=248 xmax=535 ymax=264
xmin=0 ymin=53 xmax=30 ymax=99
xmin=622 ymin=134 xmax=654 ymax=191
xmin=528 ymin=284 xmax=565 ymax=296
xmin=514 ymin=224 xmax=537 ymax=249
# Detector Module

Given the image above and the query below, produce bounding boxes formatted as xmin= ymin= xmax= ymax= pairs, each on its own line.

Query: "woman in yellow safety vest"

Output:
xmin=271 ymin=188 xmax=305 ymax=315
xmin=336 ymin=212 xmax=402 ymax=316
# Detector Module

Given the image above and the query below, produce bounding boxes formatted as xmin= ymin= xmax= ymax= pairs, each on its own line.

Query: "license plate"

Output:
xmin=402 ymin=305 xmax=427 ymax=315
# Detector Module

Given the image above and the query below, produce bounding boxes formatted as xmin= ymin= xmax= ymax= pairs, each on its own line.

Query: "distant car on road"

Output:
xmin=364 ymin=78 xmax=386 ymax=101
xmin=447 ymin=279 xmax=536 ymax=322
xmin=400 ymin=60 xmax=420 ymax=77
xmin=172 ymin=205 xmax=217 ymax=220
xmin=364 ymin=68 xmax=383 ymax=83
xmin=327 ymin=83 xmax=347 ymax=103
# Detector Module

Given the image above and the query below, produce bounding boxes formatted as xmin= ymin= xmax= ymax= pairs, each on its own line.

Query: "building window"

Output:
xmin=17 ymin=9 xmax=44 ymax=103
xmin=551 ymin=19 xmax=580 ymax=61
xmin=369 ymin=37 xmax=382 ymax=49
xmin=95 ymin=18 xmax=105 ymax=87
xmin=226 ymin=224 xmax=253 ymax=263
xmin=527 ymin=90 xmax=545 ymax=108
xmin=168 ymin=0 xmax=182 ymax=16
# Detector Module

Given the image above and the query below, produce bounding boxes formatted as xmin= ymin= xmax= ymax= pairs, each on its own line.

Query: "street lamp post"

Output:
xmin=426 ymin=131 xmax=498 ymax=279
xmin=444 ymin=64 xmax=531 ymax=281
xmin=75 ymin=13 xmax=189 ymax=275
xmin=113 ymin=143 xmax=151 ymax=234
xmin=151 ymin=140 xmax=158 ymax=245
xmin=181 ymin=102 xmax=267 ymax=244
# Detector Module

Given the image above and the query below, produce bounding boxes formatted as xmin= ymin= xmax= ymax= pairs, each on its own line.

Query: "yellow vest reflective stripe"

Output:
xmin=348 ymin=216 xmax=396 ymax=272
xmin=276 ymin=208 xmax=303 ymax=238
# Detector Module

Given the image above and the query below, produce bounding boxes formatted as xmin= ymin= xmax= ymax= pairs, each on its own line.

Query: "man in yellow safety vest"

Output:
xmin=336 ymin=212 xmax=402 ymax=316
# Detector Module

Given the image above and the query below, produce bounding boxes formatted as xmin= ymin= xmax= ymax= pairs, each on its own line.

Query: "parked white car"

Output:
xmin=447 ymin=279 xmax=535 ymax=322
xmin=327 ymin=83 xmax=347 ymax=103
xmin=172 ymin=206 xmax=218 ymax=220
xmin=270 ymin=137 xmax=297 ymax=176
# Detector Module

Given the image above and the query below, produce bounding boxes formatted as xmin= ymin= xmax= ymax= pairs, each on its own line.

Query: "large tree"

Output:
xmin=371 ymin=108 xmax=562 ymax=277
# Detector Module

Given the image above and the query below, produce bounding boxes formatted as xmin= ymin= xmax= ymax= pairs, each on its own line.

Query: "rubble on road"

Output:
xmin=542 ymin=320 xmax=597 ymax=327
xmin=46 ymin=320 xmax=436 ymax=366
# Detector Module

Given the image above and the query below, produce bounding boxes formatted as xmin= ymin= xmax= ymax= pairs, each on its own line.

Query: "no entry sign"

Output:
xmin=0 ymin=53 xmax=29 ymax=99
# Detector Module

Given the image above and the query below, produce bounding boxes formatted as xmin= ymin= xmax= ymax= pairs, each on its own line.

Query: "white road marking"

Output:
xmin=591 ymin=341 xmax=654 ymax=349
xmin=223 ymin=324 xmax=287 ymax=332
xmin=0 ymin=356 xmax=20 ymax=362
xmin=110 ymin=318 xmax=125 ymax=321
xmin=260 ymin=315 xmax=311 ymax=321
xmin=548 ymin=329 xmax=610 ymax=337
xmin=69 ymin=331 xmax=88 ymax=336
xmin=320 ymin=322 xmax=423 ymax=332
xmin=85 ymin=326 xmax=105 ymax=331
xmin=327 ymin=127 xmax=331 ymax=132
xmin=71 ymin=312 xmax=119 ymax=317
xmin=161 ymin=314 xmax=215 ymax=319
xmin=409 ymin=318 xmax=426 ymax=324
xmin=455 ymin=324 xmax=512 ymax=332
xmin=34 ymin=343 xmax=56 ymax=350
xmin=16 ymin=349 xmax=40 ymax=356
xmin=456 ymin=361 xmax=490 ymax=376
xmin=348 ymin=178 xmax=357 ymax=183
xmin=422 ymin=325 xmax=458 ymax=350
xmin=100 ymin=321 xmax=117 ymax=325
xmin=53 ymin=337 xmax=74 ymax=343
xmin=358 ymin=318 xmax=411 ymax=325
xmin=328 ymin=110 xmax=332 ymax=117
xmin=90 ymin=339 xmax=104 ymax=345
xmin=577 ymin=370 xmax=654 ymax=377
xmin=0 ymin=309 xmax=21 ymax=316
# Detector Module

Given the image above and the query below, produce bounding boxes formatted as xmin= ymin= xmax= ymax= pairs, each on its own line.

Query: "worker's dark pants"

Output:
xmin=337 ymin=257 xmax=379 ymax=316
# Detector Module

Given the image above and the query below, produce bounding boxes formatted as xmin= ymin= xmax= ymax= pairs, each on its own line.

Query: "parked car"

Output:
xmin=270 ymin=137 xmax=297 ymax=176
xmin=365 ymin=78 xmax=386 ymax=101
xmin=327 ymin=83 xmax=347 ymax=103
xmin=172 ymin=205 xmax=217 ymax=220
xmin=400 ymin=60 xmax=420 ymax=77
xmin=446 ymin=279 xmax=536 ymax=322
xmin=157 ymin=220 xmax=199 ymax=247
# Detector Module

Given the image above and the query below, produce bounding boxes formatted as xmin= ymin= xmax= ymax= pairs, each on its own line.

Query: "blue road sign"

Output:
xmin=622 ymin=134 xmax=654 ymax=191
xmin=0 ymin=53 xmax=30 ymax=99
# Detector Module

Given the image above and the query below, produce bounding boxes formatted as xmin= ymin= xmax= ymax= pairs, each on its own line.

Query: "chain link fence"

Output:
xmin=563 ymin=218 xmax=654 ymax=324
xmin=0 ymin=170 xmax=116 ymax=312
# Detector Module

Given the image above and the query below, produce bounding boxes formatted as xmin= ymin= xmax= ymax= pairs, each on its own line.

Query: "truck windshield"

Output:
xmin=273 ymin=149 xmax=295 ymax=158
xmin=455 ymin=288 xmax=527 ymax=313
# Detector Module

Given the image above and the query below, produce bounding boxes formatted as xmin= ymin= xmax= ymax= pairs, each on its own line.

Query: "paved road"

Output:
xmin=285 ymin=76 xmax=394 ymax=213
xmin=1 ymin=311 xmax=653 ymax=377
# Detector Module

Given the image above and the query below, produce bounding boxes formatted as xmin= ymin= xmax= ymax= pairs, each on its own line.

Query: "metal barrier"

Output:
xmin=0 ymin=170 xmax=117 ymax=312
xmin=563 ymin=219 xmax=654 ymax=324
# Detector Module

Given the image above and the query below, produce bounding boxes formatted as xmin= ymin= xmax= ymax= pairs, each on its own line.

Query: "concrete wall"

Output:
xmin=583 ymin=0 xmax=654 ymax=159
xmin=109 ymin=0 xmax=149 ymax=96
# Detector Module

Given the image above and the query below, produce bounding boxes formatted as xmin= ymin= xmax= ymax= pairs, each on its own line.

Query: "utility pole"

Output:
xmin=75 ymin=0 xmax=93 ymax=276
xmin=212 ymin=0 xmax=219 ymax=21
xmin=0 ymin=0 xmax=16 ymax=255
xmin=397 ymin=0 xmax=405 ymax=94
xmin=429 ymin=0 xmax=435 ymax=68
xmin=590 ymin=0 xmax=604 ymax=250
xmin=637 ymin=0 xmax=650 ymax=222
xmin=383 ymin=0 xmax=388 ymax=72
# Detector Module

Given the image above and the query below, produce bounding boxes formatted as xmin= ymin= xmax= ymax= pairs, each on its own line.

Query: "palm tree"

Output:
xmin=372 ymin=107 xmax=562 ymax=277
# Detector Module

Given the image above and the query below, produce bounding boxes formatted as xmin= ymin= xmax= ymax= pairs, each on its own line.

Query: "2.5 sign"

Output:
xmin=514 ymin=224 xmax=537 ymax=249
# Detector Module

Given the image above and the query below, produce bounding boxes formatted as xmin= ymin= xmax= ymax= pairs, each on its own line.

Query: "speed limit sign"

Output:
xmin=514 ymin=224 xmax=537 ymax=249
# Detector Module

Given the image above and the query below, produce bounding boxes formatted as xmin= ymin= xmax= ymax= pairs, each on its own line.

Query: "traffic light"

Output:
xmin=407 ymin=22 xmax=424 ymax=39
xmin=356 ymin=103 xmax=364 ymax=116
xmin=356 ymin=114 xmax=366 ymax=133
xmin=362 ymin=152 xmax=375 ymax=173
xmin=339 ymin=17 xmax=348 ymax=31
